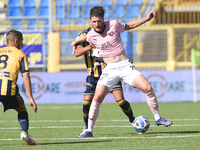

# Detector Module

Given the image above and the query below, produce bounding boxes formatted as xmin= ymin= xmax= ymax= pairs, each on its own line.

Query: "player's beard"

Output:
xmin=94 ymin=24 xmax=105 ymax=34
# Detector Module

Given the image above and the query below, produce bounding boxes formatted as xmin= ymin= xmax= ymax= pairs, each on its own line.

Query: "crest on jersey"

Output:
xmin=108 ymin=31 xmax=114 ymax=36
xmin=93 ymin=37 xmax=97 ymax=41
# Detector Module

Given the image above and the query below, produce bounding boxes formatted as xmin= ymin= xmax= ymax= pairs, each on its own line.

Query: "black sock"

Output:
xmin=18 ymin=111 xmax=29 ymax=133
xmin=83 ymin=100 xmax=92 ymax=129
xmin=116 ymin=99 xmax=135 ymax=123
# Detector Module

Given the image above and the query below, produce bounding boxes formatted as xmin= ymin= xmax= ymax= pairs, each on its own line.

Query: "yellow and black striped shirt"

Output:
xmin=0 ymin=46 xmax=29 ymax=96
xmin=77 ymin=27 xmax=104 ymax=77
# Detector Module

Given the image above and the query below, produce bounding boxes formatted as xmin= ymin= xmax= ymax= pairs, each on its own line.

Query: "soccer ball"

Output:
xmin=132 ymin=116 xmax=150 ymax=134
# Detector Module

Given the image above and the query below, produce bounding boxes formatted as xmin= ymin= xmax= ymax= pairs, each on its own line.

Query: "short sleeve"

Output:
xmin=86 ymin=34 xmax=90 ymax=43
xmin=115 ymin=20 xmax=126 ymax=32
xmin=20 ymin=55 xmax=29 ymax=75
xmin=76 ymin=32 xmax=86 ymax=47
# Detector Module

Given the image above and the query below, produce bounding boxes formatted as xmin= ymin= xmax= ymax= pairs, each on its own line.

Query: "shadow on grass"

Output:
xmin=37 ymin=140 xmax=112 ymax=145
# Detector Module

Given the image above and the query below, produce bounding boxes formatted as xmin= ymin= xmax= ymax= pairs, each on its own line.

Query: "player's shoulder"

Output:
xmin=79 ymin=27 xmax=91 ymax=37
xmin=18 ymin=50 xmax=26 ymax=57
xmin=0 ymin=46 xmax=15 ymax=51
xmin=12 ymin=47 xmax=26 ymax=56
xmin=110 ymin=20 xmax=120 ymax=25
xmin=0 ymin=46 xmax=24 ymax=55
xmin=86 ymin=28 xmax=97 ymax=38
xmin=110 ymin=20 xmax=118 ymax=23
xmin=104 ymin=20 xmax=120 ymax=28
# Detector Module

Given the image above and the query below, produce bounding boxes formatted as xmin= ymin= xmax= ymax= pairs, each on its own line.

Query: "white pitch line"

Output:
xmin=0 ymin=134 xmax=200 ymax=141
xmin=1 ymin=124 xmax=200 ymax=130
xmin=0 ymin=118 xmax=200 ymax=123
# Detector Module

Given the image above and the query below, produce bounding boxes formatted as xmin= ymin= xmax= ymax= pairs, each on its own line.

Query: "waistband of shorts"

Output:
xmin=105 ymin=58 xmax=130 ymax=67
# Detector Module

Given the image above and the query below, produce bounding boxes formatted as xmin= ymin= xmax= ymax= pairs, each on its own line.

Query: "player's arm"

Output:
xmin=22 ymin=73 xmax=37 ymax=113
xmin=125 ymin=11 xmax=156 ymax=30
xmin=74 ymin=44 xmax=92 ymax=57
xmin=71 ymin=35 xmax=87 ymax=54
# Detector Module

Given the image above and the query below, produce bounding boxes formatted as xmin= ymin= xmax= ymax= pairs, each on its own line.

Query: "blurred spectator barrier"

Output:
xmin=0 ymin=31 xmax=45 ymax=68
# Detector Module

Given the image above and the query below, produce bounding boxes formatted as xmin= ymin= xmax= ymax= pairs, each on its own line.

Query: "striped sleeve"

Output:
xmin=76 ymin=32 xmax=86 ymax=47
xmin=20 ymin=55 xmax=29 ymax=75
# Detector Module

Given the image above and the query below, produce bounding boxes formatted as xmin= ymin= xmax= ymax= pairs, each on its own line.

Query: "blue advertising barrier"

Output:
xmin=16 ymin=70 xmax=200 ymax=104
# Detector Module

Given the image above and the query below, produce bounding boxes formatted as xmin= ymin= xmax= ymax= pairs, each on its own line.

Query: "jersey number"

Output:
xmin=130 ymin=66 xmax=135 ymax=70
xmin=0 ymin=55 xmax=9 ymax=70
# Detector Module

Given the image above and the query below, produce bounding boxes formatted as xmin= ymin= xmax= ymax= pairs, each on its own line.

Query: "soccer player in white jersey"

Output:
xmin=71 ymin=6 xmax=172 ymax=137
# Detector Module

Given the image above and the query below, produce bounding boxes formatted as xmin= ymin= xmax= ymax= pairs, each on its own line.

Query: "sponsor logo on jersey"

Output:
xmin=0 ymin=72 xmax=10 ymax=77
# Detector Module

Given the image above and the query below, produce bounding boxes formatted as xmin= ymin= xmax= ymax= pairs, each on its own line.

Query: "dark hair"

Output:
xmin=90 ymin=6 xmax=105 ymax=19
xmin=6 ymin=30 xmax=22 ymax=39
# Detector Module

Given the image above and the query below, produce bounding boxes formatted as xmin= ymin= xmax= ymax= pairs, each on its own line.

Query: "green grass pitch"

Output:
xmin=0 ymin=102 xmax=200 ymax=150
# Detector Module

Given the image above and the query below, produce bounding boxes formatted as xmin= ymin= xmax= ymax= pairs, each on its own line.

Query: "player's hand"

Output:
xmin=146 ymin=12 xmax=156 ymax=21
xmin=30 ymin=99 xmax=37 ymax=113
xmin=89 ymin=43 xmax=95 ymax=49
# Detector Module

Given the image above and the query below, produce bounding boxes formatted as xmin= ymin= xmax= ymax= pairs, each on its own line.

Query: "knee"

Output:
xmin=83 ymin=100 xmax=92 ymax=106
xmin=143 ymin=85 xmax=153 ymax=94
xmin=15 ymin=105 xmax=27 ymax=113
xmin=93 ymin=89 xmax=108 ymax=103
xmin=93 ymin=93 xmax=105 ymax=103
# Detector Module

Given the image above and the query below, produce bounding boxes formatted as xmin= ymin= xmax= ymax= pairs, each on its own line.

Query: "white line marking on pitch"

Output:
xmin=1 ymin=124 xmax=200 ymax=130
xmin=0 ymin=118 xmax=200 ymax=123
xmin=0 ymin=134 xmax=200 ymax=141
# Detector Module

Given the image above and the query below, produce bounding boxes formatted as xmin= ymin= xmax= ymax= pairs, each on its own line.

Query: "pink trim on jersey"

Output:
xmin=86 ymin=20 xmax=126 ymax=57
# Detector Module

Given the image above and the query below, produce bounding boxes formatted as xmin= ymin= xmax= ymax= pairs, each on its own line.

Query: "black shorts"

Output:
xmin=84 ymin=75 xmax=122 ymax=95
xmin=0 ymin=93 xmax=25 ymax=112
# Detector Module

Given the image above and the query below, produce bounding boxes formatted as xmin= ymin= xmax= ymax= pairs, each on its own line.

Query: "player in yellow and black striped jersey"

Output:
xmin=0 ymin=30 xmax=37 ymax=145
xmin=77 ymin=27 xmax=104 ymax=77
xmin=74 ymin=27 xmax=135 ymax=130
xmin=0 ymin=44 xmax=29 ymax=96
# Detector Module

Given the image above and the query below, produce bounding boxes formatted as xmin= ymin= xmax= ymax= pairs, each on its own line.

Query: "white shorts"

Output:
xmin=98 ymin=58 xmax=141 ymax=92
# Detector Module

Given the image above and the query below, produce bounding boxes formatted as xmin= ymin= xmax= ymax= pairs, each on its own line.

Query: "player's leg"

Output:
xmin=14 ymin=93 xmax=36 ymax=145
xmin=79 ymin=84 xmax=109 ymax=137
xmin=17 ymin=107 xmax=29 ymax=133
xmin=82 ymin=95 xmax=93 ymax=129
xmin=112 ymin=82 xmax=135 ymax=123
xmin=13 ymin=94 xmax=29 ymax=134
xmin=121 ymin=60 xmax=172 ymax=127
xmin=133 ymin=75 xmax=158 ymax=112
xmin=87 ymin=65 xmax=120 ymax=132
xmin=88 ymin=83 xmax=109 ymax=128
xmin=0 ymin=95 xmax=29 ymax=132
xmin=79 ymin=63 xmax=119 ymax=137
xmin=133 ymin=74 xmax=172 ymax=127
xmin=82 ymin=76 xmax=99 ymax=129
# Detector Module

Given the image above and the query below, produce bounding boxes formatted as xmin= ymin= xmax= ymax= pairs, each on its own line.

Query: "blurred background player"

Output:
xmin=71 ymin=6 xmax=172 ymax=137
xmin=0 ymin=30 xmax=37 ymax=145
xmin=74 ymin=27 xmax=135 ymax=136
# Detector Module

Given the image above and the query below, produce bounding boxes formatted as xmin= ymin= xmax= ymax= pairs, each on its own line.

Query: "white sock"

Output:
xmin=87 ymin=101 xmax=101 ymax=132
xmin=87 ymin=125 xmax=94 ymax=132
xmin=153 ymin=112 xmax=161 ymax=121
xmin=146 ymin=90 xmax=159 ymax=113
